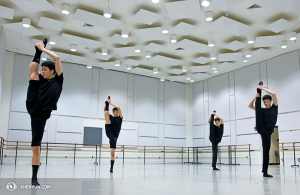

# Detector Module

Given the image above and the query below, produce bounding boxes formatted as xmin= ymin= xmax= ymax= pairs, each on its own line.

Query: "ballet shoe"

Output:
xmin=31 ymin=178 xmax=40 ymax=186
xmin=258 ymin=81 xmax=263 ymax=86
xmin=263 ymin=173 xmax=273 ymax=178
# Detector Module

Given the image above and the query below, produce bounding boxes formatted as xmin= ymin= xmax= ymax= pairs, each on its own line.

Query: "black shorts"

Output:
xmin=26 ymin=80 xmax=51 ymax=146
xmin=105 ymin=124 xmax=120 ymax=149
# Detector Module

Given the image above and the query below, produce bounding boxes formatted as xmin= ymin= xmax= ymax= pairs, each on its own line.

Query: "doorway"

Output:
xmin=269 ymin=126 xmax=280 ymax=165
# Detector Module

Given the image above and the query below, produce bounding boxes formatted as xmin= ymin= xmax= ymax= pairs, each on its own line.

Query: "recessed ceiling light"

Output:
xmin=160 ymin=76 xmax=165 ymax=82
xmin=102 ymin=48 xmax=108 ymax=55
xmin=213 ymin=70 xmax=218 ymax=73
xmin=247 ymin=35 xmax=255 ymax=44
xmin=186 ymin=74 xmax=191 ymax=80
xmin=153 ymin=68 xmax=158 ymax=74
xmin=245 ymin=50 xmax=251 ymax=58
xmin=70 ymin=44 xmax=76 ymax=51
xmin=127 ymin=65 xmax=132 ymax=70
xmin=22 ymin=18 xmax=31 ymax=28
xmin=289 ymin=32 xmax=297 ymax=41
xmin=49 ymin=37 xmax=56 ymax=45
xmin=170 ymin=34 xmax=177 ymax=43
xmin=210 ymin=53 xmax=216 ymax=60
xmin=211 ymin=64 xmax=217 ymax=70
xmin=243 ymin=57 xmax=248 ymax=62
xmin=190 ymin=79 xmax=194 ymax=82
xmin=122 ymin=29 xmax=129 ymax=38
xmin=62 ymin=4 xmax=70 ymax=15
xmin=205 ymin=11 xmax=213 ymax=21
xmin=182 ymin=66 xmax=187 ymax=72
xmin=104 ymin=7 xmax=112 ymax=18
xmin=152 ymin=0 xmax=159 ymax=3
xmin=201 ymin=0 xmax=210 ymax=7
xmin=87 ymin=63 xmax=92 ymax=69
xmin=281 ymin=40 xmax=287 ymax=48
xmin=115 ymin=60 xmax=120 ymax=66
xmin=135 ymin=45 xmax=141 ymax=53
xmin=145 ymin=51 xmax=151 ymax=58
xmin=162 ymin=24 xmax=169 ymax=34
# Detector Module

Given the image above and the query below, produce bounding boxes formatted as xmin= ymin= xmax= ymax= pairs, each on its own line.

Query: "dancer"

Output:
xmin=208 ymin=111 xmax=224 ymax=170
xmin=27 ymin=38 xmax=63 ymax=185
xmin=248 ymin=81 xmax=278 ymax=177
xmin=104 ymin=97 xmax=123 ymax=173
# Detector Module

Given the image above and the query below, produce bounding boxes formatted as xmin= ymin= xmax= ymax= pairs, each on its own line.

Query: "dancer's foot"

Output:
xmin=31 ymin=178 xmax=40 ymax=186
xmin=110 ymin=167 xmax=113 ymax=173
xmin=258 ymin=81 xmax=263 ymax=86
xmin=213 ymin=167 xmax=219 ymax=171
xmin=263 ymin=173 xmax=273 ymax=177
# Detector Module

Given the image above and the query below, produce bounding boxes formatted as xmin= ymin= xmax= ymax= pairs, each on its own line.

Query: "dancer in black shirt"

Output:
xmin=104 ymin=97 xmax=123 ymax=173
xmin=27 ymin=38 xmax=63 ymax=185
xmin=248 ymin=81 xmax=278 ymax=177
xmin=208 ymin=111 xmax=224 ymax=170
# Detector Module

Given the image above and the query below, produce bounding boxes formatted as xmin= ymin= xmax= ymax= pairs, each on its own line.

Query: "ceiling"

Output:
xmin=1 ymin=0 xmax=300 ymax=83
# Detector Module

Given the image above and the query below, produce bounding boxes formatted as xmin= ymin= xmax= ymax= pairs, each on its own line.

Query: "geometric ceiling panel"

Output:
xmin=177 ymin=39 xmax=210 ymax=53
xmin=144 ymin=43 xmax=165 ymax=53
xmin=254 ymin=35 xmax=285 ymax=48
xmin=60 ymin=33 xmax=101 ymax=49
xmin=0 ymin=6 xmax=14 ymax=20
xmin=2 ymin=22 xmax=43 ymax=37
xmin=210 ymin=0 xmax=244 ymax=11
xmin=96 ymin=62 xmax=127 ymax=71
xmin=150 ymin=55 xmax=183 ymax=65
xmin=54 ymin=51 xmax=86 ymax=63
xmin=168 ymin=75 xmax=187 ymax=82
xmin=124 ymin=59 xmax=141 ymax=66
xmin=72 ymin=9 xmax=123 ymax=30
xmin=218 ymin=52 xmax=242 ymax=62
xmin=11 ymin=0 xmax=55 ymax=13
xmin=164 ymin=0 xmax=201 ymax=20
xmin=31 ymin=39 xmax=52 ymax=50
xmin=209 ymin=16 xmax=253 ymax=36
xmin=263 ymin=0 xmax=300 ymax=12
xmin=131 ymin=67 xmax=153 ymax=75
xmin=190 ymin=65 xmax=211 ymax=73
xmin=38 ymin=17 xmax=65 ymax=31
xmin=251 ymin=48 xmax=271 ymax=57
xmin=170 ymin=22 xmax=197 ymax=36
xmin=92 ymin=52 xmax=112 ymax=61
xmin=63 ymin=0 xmax=78 ymax=3
xmin=264 ymin=18 xmax=294 ymax=33
xmin=223 ymin=40 xmax=247 ymax=51
xmin=193 ymin=56 xmax=211 ymax=64
xmin=110 ymin=34 xmax=132 ymax=45
xmin=131 ymin=0 xmax=145 ymax=4
xmin=132 ymin=9 xmax=161 ymax=25
xmin=169 ymin=69 xmax=183 ymax=75
xmin=134 ymin=27 xmax=167 ymax=41
xmin=193 ymin=73 xmax=207 ymax=78
xmin=218 ymin=62 xmax=234 ymax=69
xmin=113 ymin=47 xmax=141 ymax=57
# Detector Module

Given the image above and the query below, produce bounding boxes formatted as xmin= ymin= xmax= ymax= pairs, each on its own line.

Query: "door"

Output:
xmin=269 ymin=126 xmax=280 ymax=165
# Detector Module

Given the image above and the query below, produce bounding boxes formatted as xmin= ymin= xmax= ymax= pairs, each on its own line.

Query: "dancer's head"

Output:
xmin=41 ymin=61 xmax=55 ymax=79
xmin=263 ymin=94 xmax=272 ymax=108
xmin=113 ymin=108 xmax=118 ymax=117
xmin=215 ymin=117 xmax=221 ymax=127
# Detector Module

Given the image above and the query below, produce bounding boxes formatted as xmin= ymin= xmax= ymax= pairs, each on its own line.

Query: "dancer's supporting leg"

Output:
xmin=209 ymin=113 xmax=219 ymax=170
xmin=104 ymin=101 xmax=116 ymax=172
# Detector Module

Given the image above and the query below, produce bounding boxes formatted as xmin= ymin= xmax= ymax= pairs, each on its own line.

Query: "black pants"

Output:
xmin=255 ymin=89 xmax=271 ymax=174
xmin=26 ymin=80 xmax=51 ymax=147
xmin=105 ymin=124 xmax=119 ymax=149
xmin=210 ymin=114 xmax=219 ymax=168
xmin=211 ymin=141 xmax=219 ymax=168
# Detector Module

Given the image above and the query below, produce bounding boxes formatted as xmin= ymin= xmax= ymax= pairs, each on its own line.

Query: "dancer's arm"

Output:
xmin=214 ymin=114 xmax=224 ymax=124
xmin=257 ymin=85 xmax=278 ymax=106
xmin=35 ymin=43 xmax=62 ymax=76
xmin=248 ymin=93 xmax=260 ymax=110
xmin=108 ymin=100 xmax=123 ymax=118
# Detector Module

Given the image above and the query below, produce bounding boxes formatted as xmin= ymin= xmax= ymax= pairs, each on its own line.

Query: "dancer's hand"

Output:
xmin=35 ymin=42 xmax=45 ymax=51
xmin=106 ymin=98 xmax=111 ymax=104
xmin=255 ymin=93 xmax=260 ymax=98
xmin=211 ymin=112 xmax=216 ymax=115
xmin=257 ymin=85 xmax=264 ymax=90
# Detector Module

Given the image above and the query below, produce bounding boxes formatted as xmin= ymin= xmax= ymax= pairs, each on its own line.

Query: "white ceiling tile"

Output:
xmin=31 ymin=39 xmax=52 ymax=50
xmin=60 ymin=33 xmax=101 ymax=49
xmin=38 ymin=17 xmax=65 ymax=31
xmin=210 ymin=0 xmax=244 ymax=11
xmin=144 ymin=43 xmax=165 ymax=53
xmin=223 ymin=40 xmax=247 ymax=51
xmin=219 ymin=52 xmax=242 ymax=62
xmin=177 ymin=39 xmax=210 ymax=53
xmin=168 ymin=75 xmax=187 ymax=82
xmin=2 ymin=22 xmax=43 ymax=37
xmin=218 ymin=62 xmax=234 ymax=69
xmin=263 ymin=0 xmax=300 ymax=12
xmin=164 ymin=0 xmax=201 ymax=20
xmin=63 ymin=0 xmax=78 ymax=3
xmin=0 ymin=6 xmax=14 ymax=20
xmin=170 ymin=22 xmax=197 ymax=36
xmin=150 ymin=55 xmax=183 ymax=65
xmin=134 ymin=27 xmax=167 ymax=41
xmin=72 ymin=9 xmax=123 ymax=30
xmin=193 ymin=73 xmax=207 ymax=78
xmin=11 ymin=0 xmax=54 ymax=13
xmin=124 ymin=59 xmax=141 ymax=66
xmin=92 ymin=52 xmax=112 ymax=61
xmin=131 ymin=0 xmax=145 ymax=4
xmin=193 ymin=57 xmax=211 ymax=64
xmin=132 ymin=9 xmax=161 ymax=25
xmin=169 ymin=69 xmax=183 ymax=75
xmin=209 ymin=16 xmax=253 ymax=36
xmin=113 ymin=47 xmax=141 ymax=57
xmin=254 ymin=35 xmax=285 ymax=48
xmin=264 ymin=18 xmax=294 ymax=33
xmin=96 ymin=62 xmax=128 ymax=71
xmin=110 ymin=34 xmax=132 ymax=45
xmin=131 ymin=67 xmax=157 ymax=77
xmin=251 ymin=48 xmax=271 ymax=57
xmin=54 ymin=51 xmax=86 ymax=63
xmin=190 ymin=65 xmax=211 ymax=73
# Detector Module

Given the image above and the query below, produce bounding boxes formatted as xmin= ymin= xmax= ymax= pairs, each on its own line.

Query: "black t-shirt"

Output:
xmin=37 ymin=73 xmax=64 ymax=110
xmin=110 ymin=115 xmax=123 ymax=133
xmin=262 ymin=104 xmax=278 ymax=132
xmin=214 ymin=124 xmax=224 ymax=143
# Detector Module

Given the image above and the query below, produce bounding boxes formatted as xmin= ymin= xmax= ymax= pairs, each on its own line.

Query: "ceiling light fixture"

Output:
xmin=190 ymin=78 xmax=194 ymax=82
xmin=102 ymin=48 xmax=108 ymax=55
xmin=122 ymin=22 xmax=129 ymax=38
xmin=145 ymin=51 xmax=151 ymax=58
xmin=214 ymin=70 xmax=218 ymax=73
xmin=170 ymin=34 xmax=177 ymax=43
xmin=281 ymin=40 xmax=287 ymax=48
xmin=182 ymin=66 xmax=187 ymax=72
xmin=70 ymin=44 xmax=76 ymax=51
xmin=87 ymin=63 xmax=92 ymax=69
xmin=160 ymin=76 xmax=165 ymax=82
xmin=115 ymin=60 xmax=120 ymax=66
xmin=208 ymin=39 xmax=215 ymax=47
xmin=205 ymin=11 xmax=213 ymax=21
xmin=186 ymin=74 xmax=191 ymax=80
xmin=104 ymin=0 xmax=112 ymax=18
xmin=289 ymin=32 xmax=297 ymax=41
xmin=135 ymin=45 xmax=141 ymax=53
xmin=152 ymin=0 xmax=159 ymax=3
xmin=245 ymin=50 xmax=251 ymax=58
xmin=210 ymin=53 xmax=216 ymax=60
xmin=62 ymin=4 xmax=70 ymax=15
xmin=243 ymin=57 xmax=248 ymax=62
xmin=201 ymin=0 xmax=210 ymax=7
xmin=162 ymin=18 xmax=169 ymax=34
xmin=49 ymin=37 xmax=56 ymax=45
xmin=153 ymin=68 xmax=158 ymax=74
xmin=22 ymin=18 xmax=31 ymax=28
xmin=211 ymin=64 xmax=217 ymax=70
xmin=248 ymin=35 xmax=254 ymax=44
xmin=127 ymin=65 xmax=132 ymax=70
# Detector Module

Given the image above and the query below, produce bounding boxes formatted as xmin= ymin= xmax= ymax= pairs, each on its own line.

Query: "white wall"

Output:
xmin=0 ymin=29 xmax=5 ymax=107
